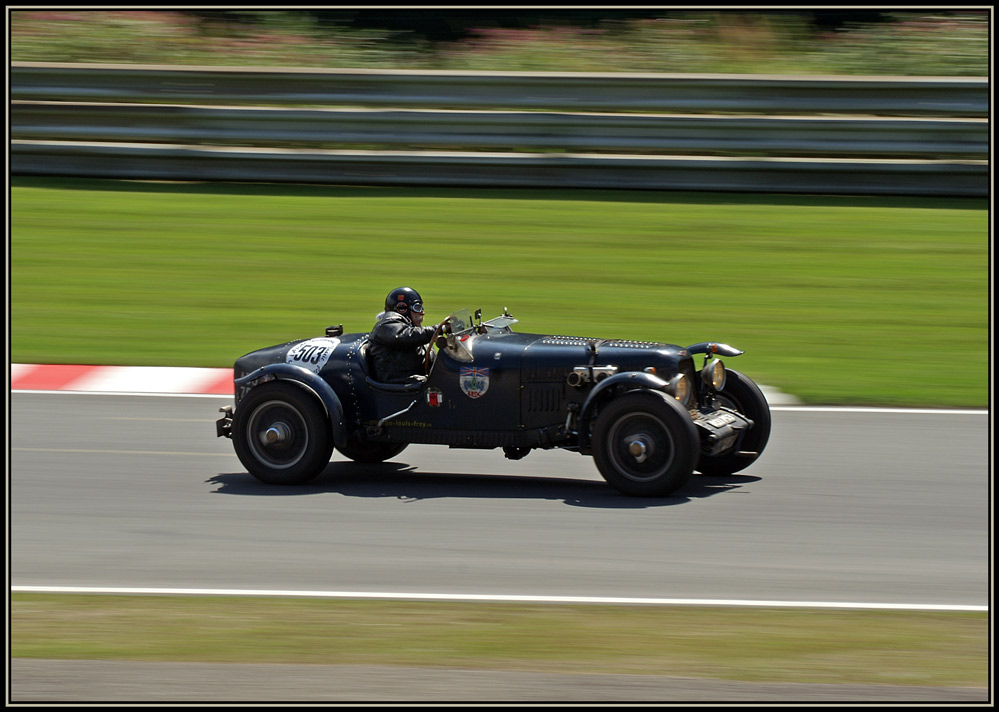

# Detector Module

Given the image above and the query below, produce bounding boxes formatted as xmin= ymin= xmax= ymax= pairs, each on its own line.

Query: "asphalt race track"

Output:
xmin=9 ymin=391 xmax=990 ymax=702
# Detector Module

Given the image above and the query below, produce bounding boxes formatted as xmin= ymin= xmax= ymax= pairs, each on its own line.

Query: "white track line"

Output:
xmin=11 ymin=586 xmax=985 ymax=611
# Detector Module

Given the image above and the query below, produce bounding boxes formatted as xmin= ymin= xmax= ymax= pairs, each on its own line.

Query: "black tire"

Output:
xmin=337 ymin=439 xmax=408 ymax=463
xmin=232 ymin=381 xmax=334 ymax=484
xmin=696 ymin=369 xmax=771 ymax=476
xmin=592 ymin=390 xmax=699 ymax=497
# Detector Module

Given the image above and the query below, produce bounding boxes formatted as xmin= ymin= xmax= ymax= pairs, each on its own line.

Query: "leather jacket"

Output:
xmin=368 ymin=311 xmax=438 ymax=382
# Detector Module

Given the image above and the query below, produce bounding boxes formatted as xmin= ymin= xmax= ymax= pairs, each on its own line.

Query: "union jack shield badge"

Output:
xmin=459 ymin=366 xmax=489 ymax=399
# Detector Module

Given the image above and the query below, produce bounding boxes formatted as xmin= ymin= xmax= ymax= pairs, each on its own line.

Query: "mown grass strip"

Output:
xmin=11 ymin=594 xmax=986 ymax=688
xmin=11 ymin=178 xmax=987 ymax=406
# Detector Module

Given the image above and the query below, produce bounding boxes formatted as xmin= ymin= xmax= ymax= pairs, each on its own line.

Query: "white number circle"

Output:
xmin=286 ymin=338 xmax=340 ymax=374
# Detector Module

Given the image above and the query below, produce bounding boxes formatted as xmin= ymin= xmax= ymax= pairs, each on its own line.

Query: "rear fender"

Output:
xmin=234 ymin=364 xmax=347 ymax=447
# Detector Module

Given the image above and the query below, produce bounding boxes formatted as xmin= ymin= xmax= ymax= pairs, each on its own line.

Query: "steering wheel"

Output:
xmin=423 ymin=319 xmax=448 ymax=375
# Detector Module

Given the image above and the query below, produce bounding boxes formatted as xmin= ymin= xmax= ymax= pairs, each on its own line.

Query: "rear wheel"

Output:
xmin=592 ymin=390 xmax=699 ymax=497
xmin=696 ymin=369 xmax=771 ymax=476
xmin=232 ymin=382 xmax=333 ymax=484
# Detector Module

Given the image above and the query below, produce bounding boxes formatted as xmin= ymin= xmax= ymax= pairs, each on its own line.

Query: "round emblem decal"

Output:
xmin=459 ymin=366 xmax=489 ymax=399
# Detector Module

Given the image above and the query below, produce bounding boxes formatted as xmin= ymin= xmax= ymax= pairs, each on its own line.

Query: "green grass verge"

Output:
xmin=11 ymin=178 xmax=987 ymax=406
xmin=11 ymin=594 xmax=986 ymax=688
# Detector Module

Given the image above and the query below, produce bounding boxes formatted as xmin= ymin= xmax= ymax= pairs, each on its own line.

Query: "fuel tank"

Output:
xmin=232 ymin=333 xmax=364 ymax=403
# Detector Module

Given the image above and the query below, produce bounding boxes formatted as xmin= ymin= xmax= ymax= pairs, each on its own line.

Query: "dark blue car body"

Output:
xmin=217 ymin=310 xmax=770 ymax=496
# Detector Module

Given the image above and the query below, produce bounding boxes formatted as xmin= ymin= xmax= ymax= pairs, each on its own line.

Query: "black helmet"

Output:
xmin=385 ymin=286 xmax=424 ymax=315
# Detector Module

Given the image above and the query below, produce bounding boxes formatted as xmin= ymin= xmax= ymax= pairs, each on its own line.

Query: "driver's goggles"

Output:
xmin=409 ymin=302 xmax=425 ymax=314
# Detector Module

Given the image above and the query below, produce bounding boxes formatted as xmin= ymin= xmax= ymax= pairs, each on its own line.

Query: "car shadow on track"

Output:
xmin=207 ymin=462 xmax=760 ymax=509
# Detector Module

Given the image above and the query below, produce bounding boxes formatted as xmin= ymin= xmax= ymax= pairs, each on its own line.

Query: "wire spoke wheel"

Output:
xmin=232 ymin=382 xmax=333 ymax=484
xmin=246 ymin=400 xmax=310 ymax=470
xmin=592 ymin=390 xmax=698 ymax=497
xmin=606 ymin=412 xmax=677 ymax=483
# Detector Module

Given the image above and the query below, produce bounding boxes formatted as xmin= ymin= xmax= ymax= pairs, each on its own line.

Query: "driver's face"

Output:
xmin=409 ymin=308 xmax=424 ymax=326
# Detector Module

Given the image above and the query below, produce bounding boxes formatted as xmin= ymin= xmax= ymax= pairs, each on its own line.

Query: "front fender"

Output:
xmin=577 ymin=371 xmax=671 ymax=450
xmin=686 ymin=342 xmax=744 ymax=358
xmin=235 ymin=363 xmax=347 ymax=447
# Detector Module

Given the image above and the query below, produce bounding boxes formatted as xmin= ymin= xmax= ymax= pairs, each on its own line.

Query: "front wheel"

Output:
xmin=696 ymin=369 xmax=771 ymax=476
xmin=232 ymin=382 xmax=334 ymax=484
xmin=592 ymin=390 xmax=699 ymax=497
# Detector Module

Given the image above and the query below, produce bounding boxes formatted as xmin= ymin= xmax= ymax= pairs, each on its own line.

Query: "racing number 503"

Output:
xmin=292 ymin=345 xmax=327 ymax=364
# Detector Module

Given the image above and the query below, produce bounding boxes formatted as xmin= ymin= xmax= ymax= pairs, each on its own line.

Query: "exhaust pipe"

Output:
xmin=567 ymin=365 xmax=618 ymax=387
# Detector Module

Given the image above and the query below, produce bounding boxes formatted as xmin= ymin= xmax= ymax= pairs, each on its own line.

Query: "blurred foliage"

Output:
xmin=9 ymin=9 xmax=989 ymax=75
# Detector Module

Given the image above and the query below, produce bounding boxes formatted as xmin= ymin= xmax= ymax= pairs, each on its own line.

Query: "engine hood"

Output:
xmin=470 ymin=330 xmax=690 ymax=382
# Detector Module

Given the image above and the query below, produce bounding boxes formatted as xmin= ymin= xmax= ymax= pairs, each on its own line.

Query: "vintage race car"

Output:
xmin=216 ymin=308 xmax=771 ymax=497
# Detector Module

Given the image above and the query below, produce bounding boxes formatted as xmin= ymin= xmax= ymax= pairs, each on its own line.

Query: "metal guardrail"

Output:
xmin=12 ymin=141 xmax=986 ymax=197
xmin=11 ymin=102 xmax=988 ymax=159
xmin=9 ymin=63 xmax=991 ymax=196
xmin=11 ymin=62 xmax=989 ymax=116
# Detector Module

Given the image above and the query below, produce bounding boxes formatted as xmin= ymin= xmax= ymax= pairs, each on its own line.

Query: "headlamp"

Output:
xmin=671 ymin=373 xmax=691 ymax=407
xmin=701 ymin=358 xmax=726 ymax=391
